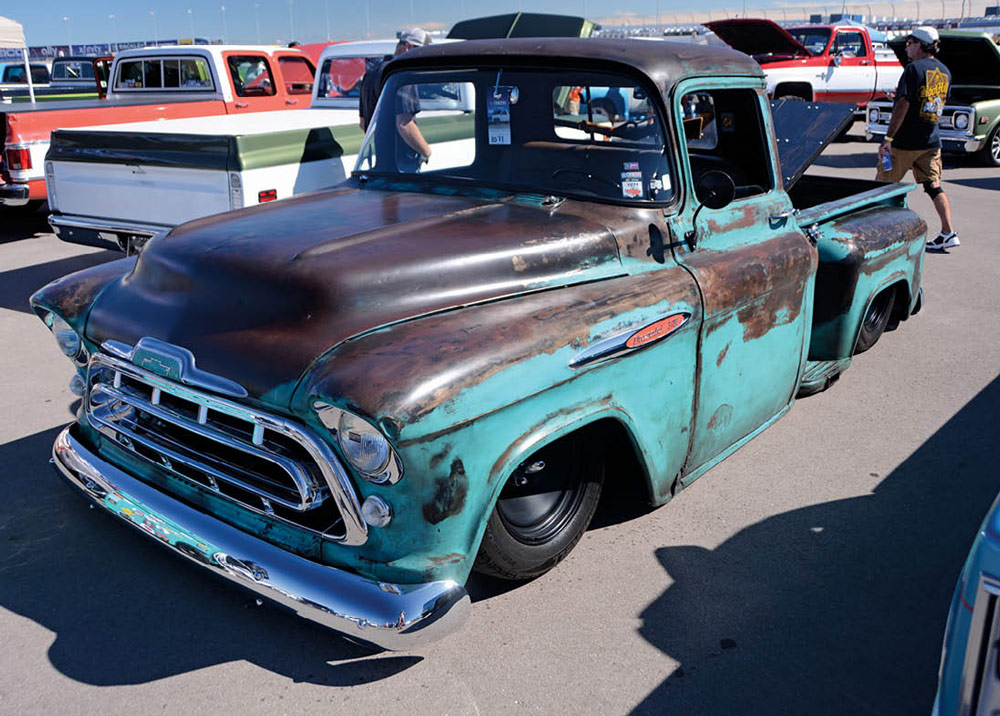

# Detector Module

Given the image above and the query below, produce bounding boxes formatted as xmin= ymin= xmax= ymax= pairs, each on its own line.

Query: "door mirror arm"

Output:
xmin=685 ymin=170 xmax=736 ymax=249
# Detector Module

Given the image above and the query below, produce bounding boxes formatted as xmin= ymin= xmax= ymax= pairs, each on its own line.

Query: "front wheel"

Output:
xmin=980 ymin=125 xmax=1000 ymax=168
xmin=474 ymin=433 xmax=604 ymax=581
xmin=855 ymin=290 xmax=894 ymax=354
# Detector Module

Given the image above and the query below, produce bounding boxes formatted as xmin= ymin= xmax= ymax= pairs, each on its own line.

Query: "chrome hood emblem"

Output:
xmin=102 ymin=337 xmax=249 ymax=399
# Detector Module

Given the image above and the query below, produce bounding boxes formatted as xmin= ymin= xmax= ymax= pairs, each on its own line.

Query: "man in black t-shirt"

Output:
xmin=877 ymin=26 xmax=958 ymax=251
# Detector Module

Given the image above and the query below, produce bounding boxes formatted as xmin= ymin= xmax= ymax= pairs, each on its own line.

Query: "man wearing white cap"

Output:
xmin=877 ymin=26 xmax=958 ymax=251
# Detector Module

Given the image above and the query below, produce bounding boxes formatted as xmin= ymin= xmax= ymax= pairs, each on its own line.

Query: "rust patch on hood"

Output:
xmin=422 ymin=459 xmax=469 ymax=525
xmin=84 ymin=186 xmax=622 ymax=402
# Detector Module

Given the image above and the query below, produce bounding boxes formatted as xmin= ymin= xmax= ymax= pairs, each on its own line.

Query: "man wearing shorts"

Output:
xmin=877 ymin=26 xmax=958 ymax=251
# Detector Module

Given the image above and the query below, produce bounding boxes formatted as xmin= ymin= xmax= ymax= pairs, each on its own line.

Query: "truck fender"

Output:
xmin=485 ymin=410 xmax=655 ymax=515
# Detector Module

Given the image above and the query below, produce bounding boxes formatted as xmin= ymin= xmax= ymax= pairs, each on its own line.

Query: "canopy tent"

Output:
xmin=0 ymin=15 xmax=35 ymax=101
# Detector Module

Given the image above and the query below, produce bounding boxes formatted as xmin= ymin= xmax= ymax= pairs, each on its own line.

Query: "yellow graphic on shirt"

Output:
xmin=919 ymin=68 xmax=949 ymax=123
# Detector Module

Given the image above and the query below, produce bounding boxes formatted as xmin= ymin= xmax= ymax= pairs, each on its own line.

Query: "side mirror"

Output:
xmin=695 ymin=170 xmax=736 ymax=210
xmin=686 ymin=171 xmax=736 ymax=249
xmin=633 ymin=87 xmax=647 ymax=100
xmin=832 ymin=55 xmax=842 ymax=67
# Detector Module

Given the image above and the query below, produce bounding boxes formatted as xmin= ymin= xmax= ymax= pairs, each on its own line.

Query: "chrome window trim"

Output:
xmin=87 ymin=352 xmax=368 ymax=545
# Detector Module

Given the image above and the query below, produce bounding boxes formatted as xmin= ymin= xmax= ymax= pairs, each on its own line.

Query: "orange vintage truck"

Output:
xmin=1 ymin=44 xmax=315 ymax=211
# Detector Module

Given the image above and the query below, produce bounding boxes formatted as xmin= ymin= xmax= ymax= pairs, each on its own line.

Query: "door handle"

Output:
xmin=235 ymin=101 xmax=249 ymax=109
xmin=285 ymin=99 xmax=298 ymax=106
xmin=861 ymin=60 xmax=871 ymax=65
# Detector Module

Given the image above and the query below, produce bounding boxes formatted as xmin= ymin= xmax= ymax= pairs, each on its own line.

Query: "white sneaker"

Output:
xmin=926 ymin=232 xmax=960 ymax=251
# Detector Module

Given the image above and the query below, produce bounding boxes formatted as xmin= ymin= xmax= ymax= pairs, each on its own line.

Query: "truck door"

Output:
xmin=275 ymin=54 xmax=316 ymax=108
xmin=824 ymin=30 xmax=877 ymax=106
xmin=667 ymin=80 xmax=815 ymax=477
xmin=222 ymin=53 xmax=284 ymax=112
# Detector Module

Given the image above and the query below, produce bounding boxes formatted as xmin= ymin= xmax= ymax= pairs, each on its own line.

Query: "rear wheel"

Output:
xmin=474 ymin=433 xmax=604 ymax=581
xmin=855 ymin=290 xmax=894 ymax=354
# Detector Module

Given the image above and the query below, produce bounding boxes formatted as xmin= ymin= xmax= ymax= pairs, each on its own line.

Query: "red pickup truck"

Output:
xmin=1 ymin=44 xmax=315 ymax=211
xmin=706 ymin=19 xmax=902 ymax=110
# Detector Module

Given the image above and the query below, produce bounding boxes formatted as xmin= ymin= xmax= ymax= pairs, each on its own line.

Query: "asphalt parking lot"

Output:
xmin=1 ymin=126 xmax=998 ymax=716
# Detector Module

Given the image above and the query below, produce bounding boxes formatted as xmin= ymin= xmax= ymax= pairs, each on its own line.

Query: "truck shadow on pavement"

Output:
xmin=0 ymin=207 xmax=50 ymax=244
xmin=0 ymin=425 xmax=422 ymax=686
xmin=0 ymin=251 xmax=121 ymax=315
xmin=631 ymin=375 xmax=1000 ymax=715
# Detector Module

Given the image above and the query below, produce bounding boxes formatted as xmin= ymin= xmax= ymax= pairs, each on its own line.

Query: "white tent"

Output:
xmin=0 ymin=16 xmax=35 ymax=102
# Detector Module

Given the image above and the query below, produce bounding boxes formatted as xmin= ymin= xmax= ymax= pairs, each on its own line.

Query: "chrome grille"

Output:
xmin=85 ymin=352 xmax=367 ymax=544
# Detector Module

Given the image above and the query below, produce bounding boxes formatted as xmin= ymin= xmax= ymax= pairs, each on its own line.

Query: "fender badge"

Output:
xmin=625 ymin=314 xmax=689 ymax=349
xmin=570 ymin=312 xmax=691 ymax=368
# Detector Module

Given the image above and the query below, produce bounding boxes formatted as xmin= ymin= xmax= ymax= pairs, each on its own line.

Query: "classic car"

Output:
xmin=35 ymin=38 xmax=927 ymax=650
xmin=865 ymin=30 xmax=1000 ymax=167
xmin=0 ymin=44 xmax=316 ymax=211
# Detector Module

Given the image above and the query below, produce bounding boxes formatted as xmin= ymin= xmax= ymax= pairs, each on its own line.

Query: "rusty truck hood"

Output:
xmin=84 ymin=184 xmax=624 ymax=404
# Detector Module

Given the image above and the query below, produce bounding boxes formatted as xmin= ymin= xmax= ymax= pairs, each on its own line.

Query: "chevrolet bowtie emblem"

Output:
xmin=101 ymin=337 xmax=249 ymax=398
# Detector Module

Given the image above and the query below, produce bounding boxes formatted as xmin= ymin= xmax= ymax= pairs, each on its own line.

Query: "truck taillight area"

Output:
xmin=5 ymin=147 xmax=32 ymax=172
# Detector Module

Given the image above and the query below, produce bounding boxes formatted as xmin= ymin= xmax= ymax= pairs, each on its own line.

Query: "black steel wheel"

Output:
xmin=855 ymin=290 xmax=894 ymax=354
xmin=474 ymin=433 xmax=604 ymax=581
xmin=981 ymin=124 xmax=1000 ymax=168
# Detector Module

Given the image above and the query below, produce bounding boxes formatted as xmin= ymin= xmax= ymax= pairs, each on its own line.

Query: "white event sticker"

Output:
xmin=488 ymin=87 xmax=512 ymax=146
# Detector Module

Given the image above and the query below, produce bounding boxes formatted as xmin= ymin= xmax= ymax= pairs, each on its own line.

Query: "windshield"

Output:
xmin=787 ymin=28 xmax=831 ymax=55
xmin=355 ymin=67 xmax=673 ymax=204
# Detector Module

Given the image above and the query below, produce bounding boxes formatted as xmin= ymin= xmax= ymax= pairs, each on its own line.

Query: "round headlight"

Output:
xmin=49 ymin=315 xmax=81 ymax=358
xmin=338 ymin=412 xmax=390 ymax=475
xmin=868 ymin=108 xmax=880 ymax=123
xmin=954 ymin=113 xmax=969 ymax=130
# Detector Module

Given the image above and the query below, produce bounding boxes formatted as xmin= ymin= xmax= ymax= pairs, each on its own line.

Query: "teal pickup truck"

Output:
xmin=34 ymin=38 xmax=926 ymax=650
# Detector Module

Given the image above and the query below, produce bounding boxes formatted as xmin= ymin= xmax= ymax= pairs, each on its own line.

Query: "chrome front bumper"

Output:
xmin=51 ymin=425 xmax=471 ymax=650
xmin=866 ymin=126 xmax=986 ymax=153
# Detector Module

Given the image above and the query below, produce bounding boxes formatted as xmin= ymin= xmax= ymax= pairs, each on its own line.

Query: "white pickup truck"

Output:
xmin=46 ymin=40 xmax=472 ymax=253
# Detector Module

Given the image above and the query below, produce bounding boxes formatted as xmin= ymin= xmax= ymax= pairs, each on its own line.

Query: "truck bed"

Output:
xmin=47 ymin=109 xmax=364 ymax=239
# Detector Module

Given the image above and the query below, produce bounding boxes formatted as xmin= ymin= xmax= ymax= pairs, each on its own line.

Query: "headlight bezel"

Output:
xmin=312 ymin=401 xmax=403 ymax=484
xmin=953 ymin=111 xmax=971 ymax=131
xmin=868 ymin=107 xmax=880 ymax=124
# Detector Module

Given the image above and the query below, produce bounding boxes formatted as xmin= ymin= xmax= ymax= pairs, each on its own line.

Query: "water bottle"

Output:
xmin=881 ymin=147 xmax=893 ymax=172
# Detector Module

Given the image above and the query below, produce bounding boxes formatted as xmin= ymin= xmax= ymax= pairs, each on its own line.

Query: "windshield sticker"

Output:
xmin=623 ymin=161 xmax=640 ymax=171
xmin=488 ymin=87 xmax=512 ymax=146
xmin=621 ymin=171 xmax=644 ymax=199
xmin=720 ymin=112 xmax=735 ymax=133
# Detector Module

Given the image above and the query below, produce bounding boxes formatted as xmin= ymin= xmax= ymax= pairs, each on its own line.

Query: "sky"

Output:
xmin=9 ymin=0 xmax=743 ymax=48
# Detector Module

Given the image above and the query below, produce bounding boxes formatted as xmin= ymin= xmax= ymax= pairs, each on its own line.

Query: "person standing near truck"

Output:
xmin=877 ymin=26 xmax=958 ymax=251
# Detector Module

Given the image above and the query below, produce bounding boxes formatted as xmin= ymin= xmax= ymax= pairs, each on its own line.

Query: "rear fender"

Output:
xmin=808 ymin=205 xmax=926 ymax=360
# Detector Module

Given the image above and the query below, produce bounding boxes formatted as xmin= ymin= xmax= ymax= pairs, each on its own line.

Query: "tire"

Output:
xmin=474 ymin=433 xmax=604 ymax=581
xmin=855 ymin=290 xmax=894 ymax=354
xmin=980 ymin=124 xmax=1000 ymax=168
